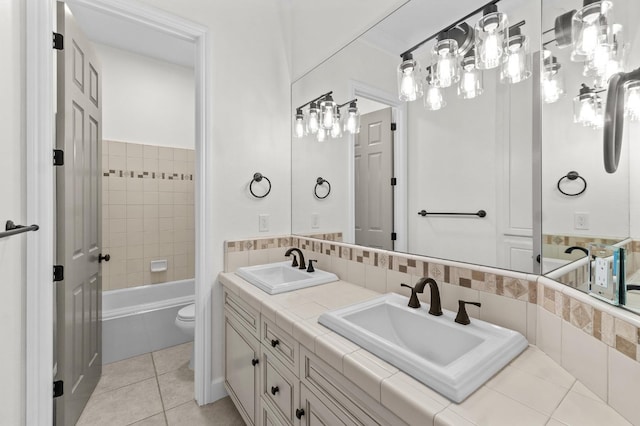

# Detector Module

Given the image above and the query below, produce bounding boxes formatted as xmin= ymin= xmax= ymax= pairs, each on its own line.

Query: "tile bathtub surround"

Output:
xmin=101 ymin=140 xmax=195 ymax=291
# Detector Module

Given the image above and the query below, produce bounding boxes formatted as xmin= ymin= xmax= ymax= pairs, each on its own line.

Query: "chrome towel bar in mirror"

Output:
xmin=249 ymin=172 xmax=271 ymax=198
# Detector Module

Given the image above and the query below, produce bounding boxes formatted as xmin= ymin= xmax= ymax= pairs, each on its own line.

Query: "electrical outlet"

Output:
xmin=594 ymin=257 xmax=609 ymax=288
xmin=311 ymin=213 xmax=320 ymax=229
xmin=259 ymin=214 xmax=269 ymax=232
xmin=574 ymin=212 xmax=590 ymax=230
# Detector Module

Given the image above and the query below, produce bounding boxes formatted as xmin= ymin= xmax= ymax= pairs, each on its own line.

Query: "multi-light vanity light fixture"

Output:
xmin=541 ymin=0 xmax=640 ymax=129
xmin=293 ymin=91 xmax=360 ymax=141
xmin=397 ymin=0 xmax=531 ymax=111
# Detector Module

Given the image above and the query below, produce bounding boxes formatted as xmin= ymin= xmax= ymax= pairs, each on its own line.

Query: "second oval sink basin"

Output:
xmin=235 ymin=261 xmax=338 ymax=294
xmin=318 ymin=292 xmax=528 ymax=402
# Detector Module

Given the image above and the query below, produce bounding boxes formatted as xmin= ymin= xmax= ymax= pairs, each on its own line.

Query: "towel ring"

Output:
xmin=250 ymin=172 xmax=271 ymax=198
xmin=557 ymin=171 xmax=587 ymax=197
xmin=314 ymin=177 xmax=331 ymax=199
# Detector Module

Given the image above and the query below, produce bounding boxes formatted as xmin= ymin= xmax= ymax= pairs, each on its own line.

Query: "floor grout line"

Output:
xmin=150 ymin=351 xmax=170 ymax=425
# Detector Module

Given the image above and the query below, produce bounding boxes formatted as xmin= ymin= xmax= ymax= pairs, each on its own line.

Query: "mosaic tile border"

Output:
xmin=299 ymin=232 xmax=343 ymax=242
xmin=539 ymin=280 xmax=640 ymax=364
xmin=543 ymin=234 xmax=625 ymax=247
xmin=225 ymin=237 xmax=293 ymax=252
xmin=103 ymin=169 xmax=194 ymax=180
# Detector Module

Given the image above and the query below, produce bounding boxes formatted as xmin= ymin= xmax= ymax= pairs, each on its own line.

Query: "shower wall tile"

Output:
xmin=102 ymin=140 xmax=195 ymax=291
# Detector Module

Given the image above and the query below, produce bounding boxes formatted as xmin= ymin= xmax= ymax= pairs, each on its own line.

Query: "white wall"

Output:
xmin=135 ymin=0 xmax=292 ymax=395
xmin=0 ymin=0 xmax=25 ymax=424
xmin=96 ymin=43 xmax=195 ymax=149
xmin=292 ymin=0 xmax=407 ymax=80
xmin=291 ymin=39 xmax=398 ymax=236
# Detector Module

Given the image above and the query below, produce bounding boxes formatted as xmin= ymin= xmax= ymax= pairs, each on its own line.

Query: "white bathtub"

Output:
xmin=102 ymin=279 xmax=195 ymax=364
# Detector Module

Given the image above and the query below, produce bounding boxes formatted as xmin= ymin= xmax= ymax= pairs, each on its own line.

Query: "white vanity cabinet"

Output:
xmin=222 ymin=282 xmax=405 ymax=426
xmin=224 ymin=290 xmax=261 ymax=425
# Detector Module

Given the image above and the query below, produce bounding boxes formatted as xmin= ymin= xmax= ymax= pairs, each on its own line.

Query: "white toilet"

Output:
xmin=175 ymin=303 xmax=195 ymax=369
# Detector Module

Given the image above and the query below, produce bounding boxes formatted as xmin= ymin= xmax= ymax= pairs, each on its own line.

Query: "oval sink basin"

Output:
xmin=235 ymin=261 xmax=339 ymax=294
xmin=318 ymin=293 xmax=527 ymax=402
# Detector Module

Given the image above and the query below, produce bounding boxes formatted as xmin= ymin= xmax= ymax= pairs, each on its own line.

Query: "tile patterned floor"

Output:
xmin=77 ymin=342 xmax=245 ymax=425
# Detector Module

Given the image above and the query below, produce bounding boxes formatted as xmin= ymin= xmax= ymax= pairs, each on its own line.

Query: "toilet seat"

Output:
xmin=177 ymin=303 xmax=195 ymax=322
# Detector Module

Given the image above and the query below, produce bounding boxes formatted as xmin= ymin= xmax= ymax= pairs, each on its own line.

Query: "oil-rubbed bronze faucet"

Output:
xmin=401 ymin=277 xmax=442 ymax=316
xmin=455 ymin=300 xmax=482 ymax=325
xmin=284 ymin=248 xmax=306 ymax=269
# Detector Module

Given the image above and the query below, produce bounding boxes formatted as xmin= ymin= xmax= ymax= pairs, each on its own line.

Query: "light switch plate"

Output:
xmin=311 ymin=213 xmax=320 ymax=229
xmin=574 ymin=212 xmax=590 ymax=230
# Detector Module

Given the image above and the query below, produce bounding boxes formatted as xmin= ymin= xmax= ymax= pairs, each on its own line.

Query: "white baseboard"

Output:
xmin=206 ymin=377 xmax=228 ymax=405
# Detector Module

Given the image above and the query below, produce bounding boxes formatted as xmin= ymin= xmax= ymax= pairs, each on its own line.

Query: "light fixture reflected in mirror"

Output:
xmin=571 ymin=0 xmax=613 ymax=61
xmin=432 ymin=34 xmax=460 ymax=88
xmin=316 ymin=127 xmax=327 ymax=142
xmin=424 ymin=67 xmax=445 ymax=111
xmin=458 ymin=49 xmax=483 ymax=99
xmin=500 ymin=25 xmax=531 ymax=84
xmin=344 ymin=101 xmax=361 ymax=134
xmin=543 ymin=55 xmax=564 ymax=104
xmin=293 ymin=93 xmax=360 ymax=141
xmin=397 ymin=53 xmax=423 ymax=101
xmin=307 ymin=101 xmax=320 ymax=134
xmin=475 ymin=4 xmax=508 ymax=70
xmin=320 ymin=94 xmax=337 ymax=130
xmin=573 ymin=83 xmax=600 ymax=127
xmin=294 ymin=108 xmax=306 ymax=138
xmin=330 ymin=110 xmax=343 ymax=138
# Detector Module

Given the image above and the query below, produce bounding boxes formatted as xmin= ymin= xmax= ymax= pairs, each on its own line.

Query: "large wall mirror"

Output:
xmin=292 ymin=0 xmax=540 ymax=274
xmin=291 ymin=0 xmax=640 ymax=315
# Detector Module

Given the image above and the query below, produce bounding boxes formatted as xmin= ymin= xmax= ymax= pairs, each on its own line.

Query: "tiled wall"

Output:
xmin=223 ymin=234 xmax=640 ymax=424
xmin=542 ymin=233 xmax=624 ymax=262
xmin=102 ymin=140 xmax=195 ymax=291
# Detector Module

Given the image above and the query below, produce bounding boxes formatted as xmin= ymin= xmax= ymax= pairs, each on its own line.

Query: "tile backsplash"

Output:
xmin=223 ymin=234 xmax=640 ymax=424
xmin=101 ymin=140 xmax=195 ymax=291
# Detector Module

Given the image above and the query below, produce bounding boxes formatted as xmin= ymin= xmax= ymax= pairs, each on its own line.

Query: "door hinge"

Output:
xmin=53 ymin=149 xmax=64 ymax=166
xmin=391 ymin=177 xmax=397 ymax=186
xmin=53 ymin=265 xmax=64 ymax=282
xmin=53 ymin=32 xmax=64 ymax=50
xmin=391 ymin=123 xmax=397 ymax=131
xmin=53 ymin=380 xmax=64 ymax=398
xmin=391 ymin=232 xmax=397 ymax=241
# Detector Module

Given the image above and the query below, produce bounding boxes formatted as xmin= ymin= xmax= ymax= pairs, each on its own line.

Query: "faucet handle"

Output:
xmin=307 ymin=259 xmax=317 ymax=273
xmin=290 ymin=253 xmax=299 ymax=268
xmin=455 ymin=300 xmax=481 ymax=325
xmin=401 ymin=283 xmax=423 ymax=309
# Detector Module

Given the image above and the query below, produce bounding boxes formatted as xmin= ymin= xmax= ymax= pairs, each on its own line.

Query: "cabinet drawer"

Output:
xmin=262 ymin=351 xmax=300 ymax=425
xmin=300 ymin=347 xmax=404 ymax=426
xmin=300 ymin=383 xmax=354 ymax=426
xmin=225 ymin=289 xmax=260 ymax=338
xmin=261 ymin=396 xmax=290 ymax=426
xmin=261 ymin=317 xmax=299 ymax=374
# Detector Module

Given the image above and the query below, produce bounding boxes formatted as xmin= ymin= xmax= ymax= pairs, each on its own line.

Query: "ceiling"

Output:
xmin=67 ymin=1 xmax=195 ymax=68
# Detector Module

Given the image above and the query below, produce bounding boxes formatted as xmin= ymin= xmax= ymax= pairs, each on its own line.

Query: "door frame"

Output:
xmin=26 ymin=0 xmax=214 ymax=423
xmin=348 ymin=80 xmax=407 ymax=252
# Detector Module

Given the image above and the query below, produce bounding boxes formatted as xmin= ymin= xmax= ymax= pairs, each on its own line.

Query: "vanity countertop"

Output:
xmin=219 ymin=272 xmax=631 ymax=426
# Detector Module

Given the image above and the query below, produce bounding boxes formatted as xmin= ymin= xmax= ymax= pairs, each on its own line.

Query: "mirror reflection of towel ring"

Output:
xmin=314 ymin=177 xmax=331 ymax=199
xmin=557 ymin=171 xmax=587 ymax=196
xmin=250 ymin=172 xmax=271 ymax=198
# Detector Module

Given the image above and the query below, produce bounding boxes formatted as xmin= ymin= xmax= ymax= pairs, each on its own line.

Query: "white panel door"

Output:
xmin=55 ymin=3 xmax=102 ymax=425
xmin=355 ymin=107 xmax=393 ymax=250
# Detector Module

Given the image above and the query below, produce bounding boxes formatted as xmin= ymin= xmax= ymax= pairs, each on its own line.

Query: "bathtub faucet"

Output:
xmin=285 ymin=248 xmax=306 ymax=270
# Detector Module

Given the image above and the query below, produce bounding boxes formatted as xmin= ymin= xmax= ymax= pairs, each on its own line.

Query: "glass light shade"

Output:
xmin=307 ymin=102 xmax=320 ymax=134
xmin=500 ymin=33 xmax=531 ymax=84
xmin=591 ymin=97 xmax=604 ymax=128
xmin=432 ymin=39 xmax=460 ymax=88
xmin=571 ymin=1 xmax=612 ymax=60
xmin=585 ymin=24 xmax=626 ymax=88
xmin=397 ymin=53 xmax=423 ymax=101
xmin=625 ymin=81 xmax=640 ymax=121
xmin=542 ymin=58 xmax=564 ymax=104
xmin=319 ymin=96 xmax=337 ymax=130
xmin=316 ymin=127 xmax=327 ymax=142
xmin=424 ymin=84 xmax=445 ymax=111
xmin=573 ymin=88 xmax=598 ymax=126
xmin=474 ymin=9 xmax=508 ymax=70
xmin=344 ymin=104 xmax=360 ymax=134
xmin=330 ymin=112 xmax=343 ymax=138
xmin=294 ymin=109 xmax=306 ymax=138
xmin=458 ymin=55 xmax=483 ymax=99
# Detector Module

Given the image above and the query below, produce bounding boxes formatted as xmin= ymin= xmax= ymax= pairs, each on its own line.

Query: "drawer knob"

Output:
xmin=251 ymin=358 xmax=259 ymax=366
xmin=271 ymin=339 xmax=280 ymax=348
xmin=296 ymin=408 xmax=305 ymax=419
xmin=270 ymin=386 xmax=279 ymax=395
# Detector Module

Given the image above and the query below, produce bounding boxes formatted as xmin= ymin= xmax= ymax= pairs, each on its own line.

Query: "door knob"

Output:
xmin=98 ymin=253 xmax=111 ymax=263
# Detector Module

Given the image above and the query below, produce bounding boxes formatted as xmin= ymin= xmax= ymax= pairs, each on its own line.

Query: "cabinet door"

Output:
xmin=225 ymin=319 xmax=259 ymax=425
xmin=300 ymin=384 xmax=352 ymax=426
